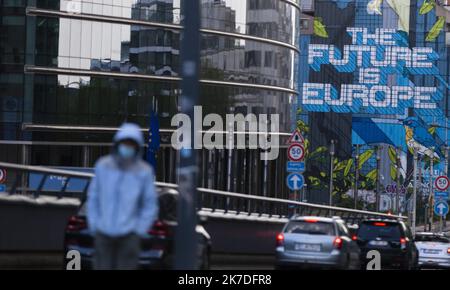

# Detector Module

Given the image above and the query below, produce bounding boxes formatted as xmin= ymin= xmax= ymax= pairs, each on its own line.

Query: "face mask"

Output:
xmin=117 ymin=144 xmax=136 ymax=159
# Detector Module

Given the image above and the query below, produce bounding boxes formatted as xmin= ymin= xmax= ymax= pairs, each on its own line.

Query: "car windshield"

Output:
xmin=415 ymin=235 xmax=450 ymax=243
xmin=285 ymin=221 xmax=335 ymax=236
xmin=358 ymin=222 xmax=402 ymax=241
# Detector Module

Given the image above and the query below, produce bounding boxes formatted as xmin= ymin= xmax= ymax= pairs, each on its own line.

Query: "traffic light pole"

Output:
xmin=412 ymin=148 xmax=418 ymax=237
xmin=174 ymin=0 xmax=200 ymax=270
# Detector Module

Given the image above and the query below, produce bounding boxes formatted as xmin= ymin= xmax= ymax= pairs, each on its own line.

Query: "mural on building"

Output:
xmin=299 ymin=0 xmax=450 ymax=211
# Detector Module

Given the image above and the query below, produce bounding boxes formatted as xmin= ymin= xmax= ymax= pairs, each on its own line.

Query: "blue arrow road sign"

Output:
xmin=434 ymin=201 xmax=449 ymax=217
xmin=434 ymin=191 xmax=449 ymax=201
xmin=287 ymin=161 xmax=305 ymax=173
xmin=286 ymin=173 xmax=304 ymax=191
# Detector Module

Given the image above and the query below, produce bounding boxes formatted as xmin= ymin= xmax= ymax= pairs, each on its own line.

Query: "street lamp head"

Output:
xmin=329 ymin=140 xmax=336 ymax=155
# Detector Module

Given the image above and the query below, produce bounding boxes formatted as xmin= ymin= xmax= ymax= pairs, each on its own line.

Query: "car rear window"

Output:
xmin=285 ymin=221 xmax=335 ymax=235
xmin=415 ymin=235 xmax=450 ymax=243
xmin=358 ymin=222 xmax=402 ymax=240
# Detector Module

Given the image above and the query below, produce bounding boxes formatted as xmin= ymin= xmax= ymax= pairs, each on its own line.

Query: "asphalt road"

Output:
xmin=0 ymin=252 xmax=276 ymax=270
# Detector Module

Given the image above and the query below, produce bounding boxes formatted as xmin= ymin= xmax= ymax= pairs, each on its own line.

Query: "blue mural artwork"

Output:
xmin=299 ymin=0 xmax=450 ymax=192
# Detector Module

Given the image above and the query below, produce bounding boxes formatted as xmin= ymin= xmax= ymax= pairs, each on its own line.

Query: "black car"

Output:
xmin=63 ymin=187 xmax=211 ymax=270
xmin=354 ymin=219 xmax=418 ymax=270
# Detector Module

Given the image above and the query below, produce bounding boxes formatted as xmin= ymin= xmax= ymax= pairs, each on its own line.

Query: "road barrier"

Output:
xmin=0 ymin=161 xmax=407 ymax=253
xmin=0 ymin=161 xmax=406 ymax=224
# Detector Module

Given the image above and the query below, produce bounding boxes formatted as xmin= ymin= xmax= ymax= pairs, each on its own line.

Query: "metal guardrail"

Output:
xmin=0 ymin=162 xmax=407 ymax=224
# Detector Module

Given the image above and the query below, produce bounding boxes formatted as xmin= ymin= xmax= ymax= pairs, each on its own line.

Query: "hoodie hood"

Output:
xmin=113 ymin=123 xmax=144 ymax=147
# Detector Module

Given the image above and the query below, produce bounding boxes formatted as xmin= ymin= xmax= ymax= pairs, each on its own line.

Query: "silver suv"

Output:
xmin=275 ymin=216 xmax=361 ymax=269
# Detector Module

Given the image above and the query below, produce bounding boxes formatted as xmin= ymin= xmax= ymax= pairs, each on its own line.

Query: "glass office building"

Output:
xmin=0 ymin=0 xmax=299 ymax=197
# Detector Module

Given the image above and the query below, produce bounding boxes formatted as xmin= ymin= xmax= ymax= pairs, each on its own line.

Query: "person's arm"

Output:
xmin=86 ymin=166 xmax=101 ymax=233
xmin=136 ymin=168 xmax=159 ymax=237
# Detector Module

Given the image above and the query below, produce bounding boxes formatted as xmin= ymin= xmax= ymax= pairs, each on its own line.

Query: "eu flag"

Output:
xmin=147 ymin=111 xmax=160 ymax=170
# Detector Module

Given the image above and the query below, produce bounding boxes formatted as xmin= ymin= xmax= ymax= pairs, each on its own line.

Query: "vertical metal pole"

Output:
xmin=412 ymin=148 xmax=418 ymax=237
xmin=429 ymin=148 xmax=434 ymax=232
xmin=354 ymin=145 xmax=359 ymax=210
xmin=21 ymin=144 xmax=29 ymax=195
xmin=376 ymin=146 xmax=381 ymax=212
xmin=396 ymin=147 xmax=401 ymax=214
xmin=302 ymin=184 xmax=307 ymax=202
xmin=226 ymin=118 xmax=233 ymax=192
xmin=82 ymin=145 xmax=90 ymax=167
xmin=329 ymin=140 xmax=335 ymax=207
xmin=444 ymin=146 xmax=449 ymax=228
xmin=174 ymin=0 xmax=200 ymax=270
xmin=445 ymin=146 xmax=449 ymax=177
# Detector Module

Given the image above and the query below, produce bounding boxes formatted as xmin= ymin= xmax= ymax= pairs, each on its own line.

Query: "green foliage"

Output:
xmin=358 ymin=149 xmax=374 ymax=169
xmin=390 ymin=165 xmax=397 ymax=181
xmin=426 ymin=16 xmax=445 ymax=42
xmin=334 ymin=160 xmax=347 ymax=171
xmin=428 ymin=126 xmax=437 ymax=135
xmin=307 ymin=176 xmax=321 ymax=187
xmin=344 ymin=159 xmax=353 ymax=177
xmin=388 ymin=146 xmax=397 ymax=164
xmin=313 ymin=17 xmax=329 ymax=38
xmin=366 ymin=168 xmax=378 ymax=181
xmin=308 ymin=146 xmax=328 ymax=160
xmin=419 ymin=0 xmax=435 ymax=15
xmin=296 ymin=119 xmax=310 ymax=134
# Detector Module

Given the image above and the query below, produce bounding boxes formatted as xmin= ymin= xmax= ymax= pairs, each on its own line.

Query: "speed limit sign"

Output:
xmin=435 ymin=175 xmax=450 ymax=191
xmin=0 ymin=169 xmax=6 ymax=183
xmin=288 ymin=144 xmax=305 ymax=161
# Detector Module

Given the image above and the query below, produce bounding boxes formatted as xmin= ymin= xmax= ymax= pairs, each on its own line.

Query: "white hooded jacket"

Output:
xmin=87 ymin=123 xmax=159 ymax=237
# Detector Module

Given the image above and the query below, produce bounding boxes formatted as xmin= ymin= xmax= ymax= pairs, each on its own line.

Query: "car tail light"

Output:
xmin=276 ymin=233 xmax=284 ymax=247
xmin=304 ymin=218 xmax=318 ymax=223
xmin=333 ymin=237 xmax=343 ymax=249
xmin=400 ymin=237 xmax=407 ymax=250
xmin=373 ymin=222 xmax=387 ymax=226
xmin=148 ymin=220 xmax=169 ymax=237
xmin=66 ymin=216 xmax=87 ymax=232
xmin=352 ymin=235 xmax=358 ymax=241
xmin=447 ymin=248 xmax=450 ymax=254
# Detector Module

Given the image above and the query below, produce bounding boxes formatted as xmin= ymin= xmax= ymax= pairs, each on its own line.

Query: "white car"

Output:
xmin=415 ymin=232 xmax=450 ymax=269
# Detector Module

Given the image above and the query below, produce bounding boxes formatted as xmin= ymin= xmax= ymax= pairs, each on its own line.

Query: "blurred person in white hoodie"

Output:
xmin=87 ymin=123 xmax=158 ymax=270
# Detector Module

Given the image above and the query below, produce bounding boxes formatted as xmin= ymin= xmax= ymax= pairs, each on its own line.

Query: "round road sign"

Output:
xmin=288 ymin=144 xmax=305 ymax=161
xmin=435 ymin=175 xmax=449 ymax=191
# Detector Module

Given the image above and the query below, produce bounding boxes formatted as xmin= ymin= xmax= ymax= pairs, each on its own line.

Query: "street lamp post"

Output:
xmin=329 ymin=140 xmax=335 ymax=207
xmin=354 ymin=145 xmax=360 ymax=210
xmin=174 ymin=0 xmax=200 ymax=270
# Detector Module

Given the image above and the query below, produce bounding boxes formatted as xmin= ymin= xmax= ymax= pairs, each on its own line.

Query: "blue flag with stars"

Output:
xmin=147 ymin=110 xmax=160 ymax=170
